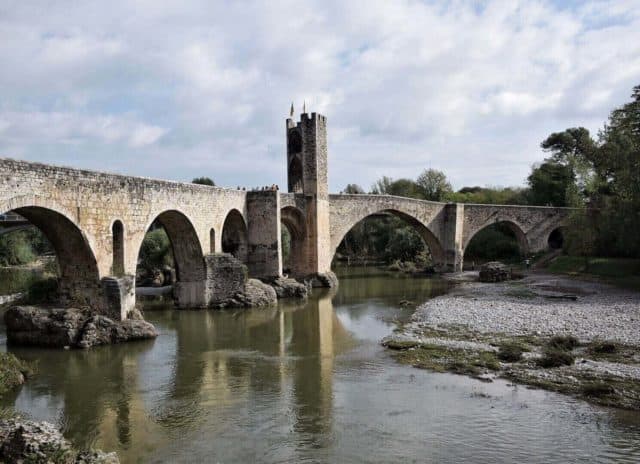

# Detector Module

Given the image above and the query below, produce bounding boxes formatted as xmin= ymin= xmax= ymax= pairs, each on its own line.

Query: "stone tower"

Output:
xmin=286 ymin=112 xmax=332 ymax=276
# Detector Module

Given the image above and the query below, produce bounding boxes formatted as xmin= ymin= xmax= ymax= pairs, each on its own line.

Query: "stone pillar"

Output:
xmin=246 ymin=190 xmax=282 ymax=279
xmin=442 ymin=203 xmax=465 ymax=272
xmin=101 ymin=275 xmax=135 ymax=320
xmin=173 ymin=280 xmax=207 ymax=309
xmin=204 ymin=253 xmax=247 ymax=306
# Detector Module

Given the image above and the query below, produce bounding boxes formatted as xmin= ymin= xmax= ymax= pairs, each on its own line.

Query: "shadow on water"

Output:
xmin=1 ymin=265 xmax=639 ymax=463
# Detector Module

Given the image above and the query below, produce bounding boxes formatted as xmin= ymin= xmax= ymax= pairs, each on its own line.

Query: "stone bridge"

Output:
xmin=0 ymin=111 xmax=571 ymax=320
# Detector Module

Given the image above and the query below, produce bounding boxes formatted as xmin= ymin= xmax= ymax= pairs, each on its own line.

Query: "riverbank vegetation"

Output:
xmin=0 ymin=352 xmax=33 ymax=398
xmin=337 ymin=84 xmax=640 ymax=276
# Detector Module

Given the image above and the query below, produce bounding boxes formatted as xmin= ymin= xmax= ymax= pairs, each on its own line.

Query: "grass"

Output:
xmin=497 ymin=342 xmax=525 ymax=362
xmin=393 ymin=343 xmax=500 ymax=379
xmin=547 ymin=256 xmax=640 ymax=291
xmin=548 ymin=335 xmax=579 ymax=351
xmin=0 ymin=352 xmax=34 ymax=398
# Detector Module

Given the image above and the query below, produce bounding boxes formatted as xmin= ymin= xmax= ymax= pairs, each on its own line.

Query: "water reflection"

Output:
xmin=2 ymin=267 xmax=640 ymax=463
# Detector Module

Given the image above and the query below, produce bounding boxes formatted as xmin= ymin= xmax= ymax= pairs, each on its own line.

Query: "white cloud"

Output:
xmin=0 ymin=0 xmax=638 ymax=190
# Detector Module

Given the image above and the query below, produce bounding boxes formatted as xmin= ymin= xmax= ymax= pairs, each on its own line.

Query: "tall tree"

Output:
xmin=527 ymin=161 xmax=575 ymax=207
xmin=415 ymin=169 xmax=453 ymax=201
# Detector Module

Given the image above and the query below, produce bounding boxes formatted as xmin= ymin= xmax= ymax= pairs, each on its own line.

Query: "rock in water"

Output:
xmin=4 ymin=306 xmax=158 ymax=349
xmin=0 ymin=418 xmax=120 ymax=463
xmin=479 ymin=262 xmax=512 ymax=283
xmin=232 ymin=279 xmax=278 ymax=307
xmin=268 ymin=277 xmax=308 ymax=299
xmin=307 ymin=271 xmax=339 ymax=288
xmin=0 ymin=418 xmax=75 ymax=463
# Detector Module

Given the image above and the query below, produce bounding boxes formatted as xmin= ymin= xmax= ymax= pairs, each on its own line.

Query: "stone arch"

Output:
xmin=221 ymin=209 xmax=248 ymax=263
xmin=547 ymin=227 xmax=565 ymax=250
xmin=142 ymin=210 xmax=205 ymax=283
xmin=0 ymin=199 xmax=102 ymax=308
xmin=331 ymin=208 xmax=446 ymax=269
xmin=463 ymin=220 xmax=529 ymax=263
xmin=112 ymin=219 xmax=125 ymax=276
xmin=281 ymin=206 xmax=307 ymax=277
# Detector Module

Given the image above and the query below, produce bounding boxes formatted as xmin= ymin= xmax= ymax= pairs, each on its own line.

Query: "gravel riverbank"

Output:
xmin=384 ymin=271 xmax=640 ymax=410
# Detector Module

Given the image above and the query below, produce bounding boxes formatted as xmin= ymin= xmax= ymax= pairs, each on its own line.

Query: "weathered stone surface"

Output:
xmin=76 ymin=316 xmax=158 ymax=349
xmin=307 ymin=271 xmax=339 ymax=288
xmin=0 ymin=418 xmax=75 ymax=463
xmin=479 ymin=261 xmax=512 ymax=283
xmin=0 ymin=111 xmax=572 ymax=319
xmin=204 ymin=254 xmax=247 ymax=307
xmin=268 ymin=277 xmax=308 ymax=299
xmin=233 ymin=279 xmax=278 ymax=307
xmin=0 ymin=418 xmax=120 ymax=464
xmin=4 ymin=306 xmax=157 ymax=349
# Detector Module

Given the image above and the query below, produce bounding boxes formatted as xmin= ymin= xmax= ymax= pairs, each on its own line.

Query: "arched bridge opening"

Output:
xmin=281 ymin=206 xmax=307 ymax=277
xmin=332 ymin=209 xmax=445 ymax=272
xmin=463 ymin=220 xmax=528 ymax=269
xmin=1 ymin=205 xmax=101 ymax=308
xmin=136 ymin=210 xmax=205 ymax=306
xmin=221 ymin=209 xmax=248 ymax=264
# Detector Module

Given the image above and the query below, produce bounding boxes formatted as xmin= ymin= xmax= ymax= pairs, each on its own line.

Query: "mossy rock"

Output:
xmin=0 ymin=353 xmax=33 ymax=398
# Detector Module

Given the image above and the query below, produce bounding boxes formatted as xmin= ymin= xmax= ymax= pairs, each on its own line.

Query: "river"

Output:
xmin=1 ymin=266 xmax=640 ymax=463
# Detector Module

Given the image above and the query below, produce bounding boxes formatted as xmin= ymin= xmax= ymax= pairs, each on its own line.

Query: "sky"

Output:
xmin=0 ymin=0 xmax=639 ymax=192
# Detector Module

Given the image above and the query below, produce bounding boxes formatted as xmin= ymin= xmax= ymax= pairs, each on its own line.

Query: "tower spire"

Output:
xmin=289 ymin=102 xmax=294 ymax=118
xmin=303 ymin=100 xmax=306 ymax=114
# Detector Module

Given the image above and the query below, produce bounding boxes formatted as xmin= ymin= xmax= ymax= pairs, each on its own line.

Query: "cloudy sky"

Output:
xmin=0 ymin=0 xmax=639 ymax=192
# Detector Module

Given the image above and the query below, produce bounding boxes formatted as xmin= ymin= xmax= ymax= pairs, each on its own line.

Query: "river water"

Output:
xmin=1 ymin=266 xmax=640 ymax=463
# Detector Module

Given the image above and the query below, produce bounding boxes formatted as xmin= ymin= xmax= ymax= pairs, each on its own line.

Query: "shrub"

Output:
xmin=497 ymin=343 xmax=524 ymax=362
xmin=589 ymin=341 xmax=618 ymax=354
xmin=582 ymin=381 xmax=615 ymax=397
xmin=537 ymin=348 xmax=575 ymax=368
xmin=548 ymin=335 xmax=579 ymax=351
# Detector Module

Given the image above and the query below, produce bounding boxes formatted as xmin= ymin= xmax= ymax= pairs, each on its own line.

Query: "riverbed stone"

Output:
xmin=0 ymin=418 xmax=120 ymax=464
xmin=232 ymin=279 xmax=278 ymax=307
xmin=479 ymin=262 xmax=512 ymax=282
xmin=4 ymin=306 xmax=158 ymax=349
xmin=267 ymin=277 xmax=308 ymax=299
xmin=307 ymin=271 xmax=339 ymax=288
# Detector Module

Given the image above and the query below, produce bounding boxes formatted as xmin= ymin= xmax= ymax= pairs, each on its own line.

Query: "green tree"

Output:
xmin=344 ymin=183 xmax=365 ymax=194
xmin=527 ymin=161 xmax=575 ymax=206
xmin=371 ymin=176 xmax=421 ymax=198
xmin=192 ymin=177 xmax=215 ymax=186
xmin=416 ymin=169 xmax=452 ymax=201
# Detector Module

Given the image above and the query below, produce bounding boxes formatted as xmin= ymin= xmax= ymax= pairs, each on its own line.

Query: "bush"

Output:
xmin=0 ymin=353 xmax=33 ymax=397
xmin=548 ymin=335 xmax=579 ymax=351
xmin=589 ymin=341 xmax=618 ymax=354
xmin=537 ymin=348 xmax=575 ymax=368
xmin=582 ymin=381 xmax=615 ymax=397
xmin=497 ymin=343 xmax=524 ymax=362
xmin=138 ymin=228 xmax=173 ymax=274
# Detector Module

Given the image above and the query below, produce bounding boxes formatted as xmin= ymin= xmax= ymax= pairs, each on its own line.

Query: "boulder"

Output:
xmin=0 ymin=418 xmax=75 ymax=464
xmin=268 ymin=277 xmax=308 ymax=299
xmin=4 ymin=306 xmax=158 ymax=349
xmin=0 ymin=418 xmax=120 ymax=463
xmin=479 ymin=261 xmax=512 ymax=283
xmin=231 ymin=279 xmax=278 ymax=307
xmin=306 ymin=271 xmax=339 ymax=288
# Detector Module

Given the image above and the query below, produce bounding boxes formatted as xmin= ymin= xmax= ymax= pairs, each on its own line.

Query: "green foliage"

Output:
xmin=497 ymin=342 xmax=524 ymax=362
xmin=537 ymin=348 xmax=575 ymax=368
xmin=281 ymin=226 xmax=291 ymax=264
xmin=415 ymin=169 xmax=452 ymax=201
xmin=464 ymin=223 xmax=521 ymax=262
xmin=548 ymin=335 xmax=579 ymax=351
xmin=445 ymin=186 xmax=529 ymax=205
xmin=0 ymin=228 xmax=52 ymax=266
xmin=371 ymin=176 xmax=422 ymax=198
xmin=192 ymin=177 xmax=215 ymax=186
xmin=138 ymin=228 xmax=174 ymax=274
xmin=527 ymin=161 xmax=575 ymax=206
xmin=343 ymin=183 xmax=365 ymax=194
xmin=0 ymin=352 xmax=34 ymax=398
